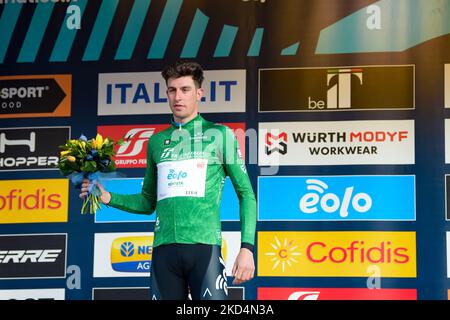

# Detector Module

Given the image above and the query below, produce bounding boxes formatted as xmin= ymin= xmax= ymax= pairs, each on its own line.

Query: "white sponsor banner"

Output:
xmin=93 ymin=232 xmax=153 ymax=278
xmin=0 ymin=288 xmax=65 ymax=300
xmin=98 ymin=70 xmax=246 ymax=115
xmin=445 ymin=64 xmax=450 ymax=109
xmin=93 ymin=232 xmax=240 ymax=278
xmin=445 ymin=120 xmax=450 ymax=163
xmin=222 ymin=232 xmax=241 ymax=276
xmin=259 ymin=120 xmax=415 ymax=165
xmin=447 ymin=232 xmax=450 ymax=278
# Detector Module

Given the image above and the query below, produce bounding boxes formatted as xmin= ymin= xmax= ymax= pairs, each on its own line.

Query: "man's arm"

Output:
xmin=107 ymin=136 xmax=157 ymax=214
xmin=221 ymin=126 xmax=257 ymax=284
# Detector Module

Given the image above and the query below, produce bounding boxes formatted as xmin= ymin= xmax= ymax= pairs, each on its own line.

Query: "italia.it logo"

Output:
xmin=265 ymin=236 xmax=301 ymax=272
xmin=308 ymin=68 xmax=363 ymax=110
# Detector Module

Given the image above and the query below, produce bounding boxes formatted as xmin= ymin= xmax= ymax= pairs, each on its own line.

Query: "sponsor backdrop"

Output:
xmin=0 ymin=0 xmax=449 ymax=300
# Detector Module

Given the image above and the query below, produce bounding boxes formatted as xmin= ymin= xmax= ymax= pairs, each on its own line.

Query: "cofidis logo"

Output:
xmin=258 ymin=232 xmax=416 ymax=277
xmin=258 ymin=175 xmax=415 ymax=221
xmin=0 ymin=179 xmax=68 ymax=224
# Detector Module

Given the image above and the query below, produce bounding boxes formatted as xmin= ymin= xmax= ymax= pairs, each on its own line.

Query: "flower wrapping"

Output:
xmin=57 ymin=133 xmax=124 ymax=214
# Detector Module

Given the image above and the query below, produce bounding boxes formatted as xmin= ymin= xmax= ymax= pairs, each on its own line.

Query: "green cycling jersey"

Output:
xmin=108 ymin=114 xmax=257 ymax=248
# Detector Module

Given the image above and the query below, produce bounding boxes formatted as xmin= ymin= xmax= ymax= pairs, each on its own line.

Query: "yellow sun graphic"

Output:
xmin=265 ymin=236 xmax=302 ymax=272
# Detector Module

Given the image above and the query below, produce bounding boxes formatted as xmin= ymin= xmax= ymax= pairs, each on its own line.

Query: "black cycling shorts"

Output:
xmin=150 ymin=243 xmax=228 ymax=300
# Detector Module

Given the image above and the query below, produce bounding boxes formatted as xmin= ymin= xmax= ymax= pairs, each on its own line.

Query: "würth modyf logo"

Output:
xmin=265 ymin=132 xmax=287 ymax=155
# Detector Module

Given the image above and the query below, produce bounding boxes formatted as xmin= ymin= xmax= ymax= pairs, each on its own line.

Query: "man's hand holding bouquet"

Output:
xmin=57 ymin=133 xmax=123 ymax=214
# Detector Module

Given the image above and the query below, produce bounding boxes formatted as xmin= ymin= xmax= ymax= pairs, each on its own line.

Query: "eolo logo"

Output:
xmin=257 ymin=232 xmax=416 ymax=277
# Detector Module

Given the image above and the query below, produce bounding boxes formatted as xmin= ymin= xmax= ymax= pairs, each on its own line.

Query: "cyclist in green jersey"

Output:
xmin=80 ymin=61 xmax=256 ymax=300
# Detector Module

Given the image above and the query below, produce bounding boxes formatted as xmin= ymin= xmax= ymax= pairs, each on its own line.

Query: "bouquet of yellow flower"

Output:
xmin=58 ymin=133 xmax=124 ymax=214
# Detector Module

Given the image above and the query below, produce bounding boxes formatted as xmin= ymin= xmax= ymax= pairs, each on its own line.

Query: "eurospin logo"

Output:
xmin=111 ymin=236 xmax=153 ymax=273
xmin=258 ymin=232 xmax=416 ymax=277
xmin=98 ymin=70 xmax=245 ymax=115
xmin=258 ymin=175 xmax=415 ymax=221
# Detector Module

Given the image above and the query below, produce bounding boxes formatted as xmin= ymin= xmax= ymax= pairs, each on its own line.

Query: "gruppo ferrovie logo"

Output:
xmin=111 ymin=236 xmax=153 ymax=273
xmin=258 ymin=231 xmax=417 ymax=277
xmin=265 ymin=132 xmax=287 ymax=155
xmin=98 ymin=124 xmax=170 ymax=168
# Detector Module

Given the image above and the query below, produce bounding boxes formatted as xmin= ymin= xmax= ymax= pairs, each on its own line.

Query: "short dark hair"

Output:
xmin=161 ymin=60 xmax=204 ymax=88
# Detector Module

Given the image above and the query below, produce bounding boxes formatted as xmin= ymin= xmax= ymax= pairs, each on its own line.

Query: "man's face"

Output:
xmin=166 ymin=76 xmax=203 ymax=123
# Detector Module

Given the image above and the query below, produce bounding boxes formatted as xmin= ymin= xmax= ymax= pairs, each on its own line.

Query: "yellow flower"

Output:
xmin=95 ymin=133 xmax=103 ymax=149
xmin=67 ymin=156 xmax=76 ymax=162
xmin=91 ymin=139 xmax=97 ymax=148
xmin=60 ymin=150 xmax=70 ymax=156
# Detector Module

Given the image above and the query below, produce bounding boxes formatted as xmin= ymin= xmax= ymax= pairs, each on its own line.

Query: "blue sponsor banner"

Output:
xmin=220 ymin=177 xmax=240 ymax=221
xmin=258 ymin=175 xmax=415 ymax=221
xmin=96 ymin=178 xmax=239 ymax=222
xmin=95 ymin=178 xmax=154 ymax=223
